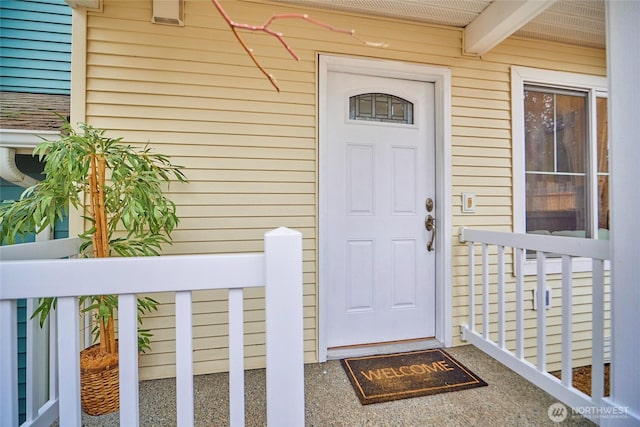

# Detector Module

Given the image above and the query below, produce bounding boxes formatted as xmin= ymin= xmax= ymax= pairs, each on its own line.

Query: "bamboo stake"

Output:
xmin=106 ymin=315 xmax=115 ymax=354
xmin=98 ymin=311 xmax=115 ymax=354
xmin=91 ymin=152 xmax=116 ymax=354
xmin=99 ymin=312 xmax=108 ymax=353
xmin=97 ymin=155 xmax=109 ymax=257
xmin=89 ymin=153 xmax=101 ymax=259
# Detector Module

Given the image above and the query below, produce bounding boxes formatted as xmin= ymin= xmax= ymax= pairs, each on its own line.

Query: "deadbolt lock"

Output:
xmin=426 ymin=198 xmax=434 ymax=212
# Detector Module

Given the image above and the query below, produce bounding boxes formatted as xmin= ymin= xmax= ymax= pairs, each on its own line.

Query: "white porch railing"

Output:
xmin=0 ymin=227 xmax=304 ymax=427
xmin=457 ymin=227 xmax=623 ymax=425
xmin=1 ymin=237 xmax=81 ymax=427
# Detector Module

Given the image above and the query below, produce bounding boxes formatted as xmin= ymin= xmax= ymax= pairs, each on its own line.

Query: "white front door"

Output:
xmin=325 ymin=70 xmax=436 ymax=348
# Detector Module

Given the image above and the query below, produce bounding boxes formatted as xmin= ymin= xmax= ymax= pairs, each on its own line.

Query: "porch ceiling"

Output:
xmin=273 ymin=0 xmax=605 ymax=53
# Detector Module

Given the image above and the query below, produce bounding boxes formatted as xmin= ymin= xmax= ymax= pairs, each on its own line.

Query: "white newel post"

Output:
xmin=607 ymin=1 xmax=640 ymax=424
xmin=264 ymin=227 xmax=304 ymax=426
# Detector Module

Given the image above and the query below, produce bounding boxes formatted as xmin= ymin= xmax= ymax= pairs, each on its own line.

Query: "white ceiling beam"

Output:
xmin=464 ymin=0 xmax=557 ymax=56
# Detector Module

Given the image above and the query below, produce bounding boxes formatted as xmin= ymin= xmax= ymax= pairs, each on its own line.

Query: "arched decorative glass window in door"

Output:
xmin=349 ymin=93 xmax=414 ymax=124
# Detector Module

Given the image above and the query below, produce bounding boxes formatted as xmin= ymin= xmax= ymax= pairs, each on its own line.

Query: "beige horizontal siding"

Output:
xmin=82 ymin=0 xmax=607 ymax=380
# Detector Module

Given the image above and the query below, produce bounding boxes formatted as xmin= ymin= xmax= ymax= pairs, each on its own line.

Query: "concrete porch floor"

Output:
xmin=77 ymin=345 xmax=594 ymax=426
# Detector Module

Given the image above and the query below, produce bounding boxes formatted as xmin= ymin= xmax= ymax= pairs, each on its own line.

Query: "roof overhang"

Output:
xmin=273 ymin=0 xmax=605 ymax=53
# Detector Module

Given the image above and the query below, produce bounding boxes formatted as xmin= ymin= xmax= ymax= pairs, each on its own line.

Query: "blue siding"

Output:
xmin=17 ymin=299 xmax=27 ymax=422
xmin=0 ymin=0 xmax=71 ymax=94
xmin=0 ymin=27 xmax=71 ymax=44
xmin=1 ymin=6 xmax=72 ymax=25
xmin=3 ymin=49 xmax=74 ymax=63
xmin=2 ymin=0 xmax=72 ymax=15
xmin=0 ymin=179 xmax=29 ymax=205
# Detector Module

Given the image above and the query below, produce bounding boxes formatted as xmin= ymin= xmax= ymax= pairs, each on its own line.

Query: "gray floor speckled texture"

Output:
xmin=71 ymin=345 xmax=594 ymax=426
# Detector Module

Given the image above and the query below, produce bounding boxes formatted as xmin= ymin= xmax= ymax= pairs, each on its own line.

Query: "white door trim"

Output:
xmin=318 ymin=55 xmax=452 ymax=361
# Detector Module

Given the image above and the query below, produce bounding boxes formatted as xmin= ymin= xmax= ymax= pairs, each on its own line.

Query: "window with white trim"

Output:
xmin=512 ymin=67 xmax=608 ymax=272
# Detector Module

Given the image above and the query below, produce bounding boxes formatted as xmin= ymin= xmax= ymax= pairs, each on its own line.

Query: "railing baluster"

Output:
xmin=482 ymin=244 xmax=489 ymax=340
xmin=536 ymin=251 xmax=547 ymax=372
xmin=26 ymin=297 xmax=50 ymax=422
xmin=228 ymin=288 xmax=245 ymax=427
xmin=26 ymin=298 xmax=37 ymax=422
xmin=591 ymin=259 xmax=605 ymax=404
xmin=49 ymin=306 xmax=59 ymax=402
xmin=515 ymin=247 xmax=525 ymax=360
xmin=561 ymin=255 xmax=573 ymax=388
xmin=468 ymin=242 xmax=475 ymax=332
xmin=119 ymin=293 xmax=140 ymax=427
xmin=175 ymin=291 xmax=194 ymax=426
xmin=57 ymin=296 xmax=81 ymax=426
xmin=0 ymin=300 xmax=19 ymax=427
xmin=497 ymin=245 xmax=505 ymax=349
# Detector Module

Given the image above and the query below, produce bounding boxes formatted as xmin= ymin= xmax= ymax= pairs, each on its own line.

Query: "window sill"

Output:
xmin=523 ymin=256 xmax=611 ymax=276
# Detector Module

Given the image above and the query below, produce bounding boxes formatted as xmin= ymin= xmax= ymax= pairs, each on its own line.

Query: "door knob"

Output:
xmin=425 ymin=214 xmax=436 ymax=252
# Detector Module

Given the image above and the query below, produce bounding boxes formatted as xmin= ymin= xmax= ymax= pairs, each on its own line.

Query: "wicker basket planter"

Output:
xmin=80 ymin=343 xmax=120 ymax=416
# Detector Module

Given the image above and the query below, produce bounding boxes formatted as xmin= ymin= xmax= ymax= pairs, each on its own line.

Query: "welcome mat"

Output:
xmin=341 ymin=349 xmax=487 ymax=405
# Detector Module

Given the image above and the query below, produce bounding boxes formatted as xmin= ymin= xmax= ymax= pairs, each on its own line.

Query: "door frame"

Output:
xmin=318 ymin=54 xmax=452 ymax=361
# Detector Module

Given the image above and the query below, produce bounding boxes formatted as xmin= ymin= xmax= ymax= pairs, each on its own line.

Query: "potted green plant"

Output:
xmin=0 ymin=121 xmax=187 ymax=415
